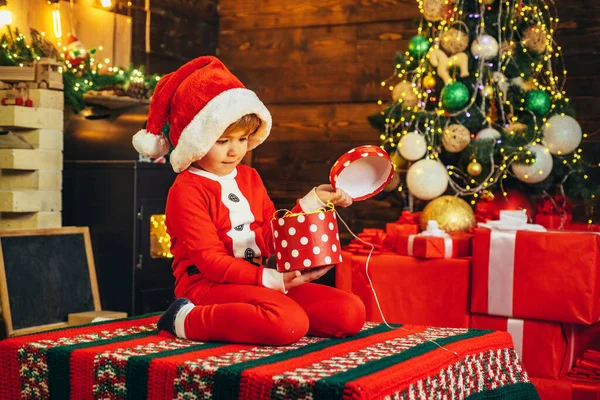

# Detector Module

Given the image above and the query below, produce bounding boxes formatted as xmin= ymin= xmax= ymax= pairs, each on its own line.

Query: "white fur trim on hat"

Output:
xmin=169 ymin=87 xmax=272 ymax=173
xmin=132 ymin=129 xmax=170 ymax=158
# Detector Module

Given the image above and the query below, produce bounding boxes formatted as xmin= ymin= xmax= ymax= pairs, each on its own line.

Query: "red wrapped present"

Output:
xmin=536 ymin=214 xmax=573 ymax=230
xmin=470 ymin=315 xmax=600 ymax=379
xmin=471 ymin=211 xmax=600 ymax=324
xmin=396 ymin=220 xmax=472 ymax=259
xmin=569 ymin=223 xmax=600 ymax=232
xmin=570 ymin=349 xmax=600 ymax=380
xmin=336 ymin=250 xmax=471 ymax=328
xmin=535 ymin=195 xmax=573 ymax=230
xmin=272 ymin=205 xmax=342 ymax=272
xmin=530 ymin=376 xmax=600 ymax=400
xmin=343 ymin=228 xmax=392 ymax=255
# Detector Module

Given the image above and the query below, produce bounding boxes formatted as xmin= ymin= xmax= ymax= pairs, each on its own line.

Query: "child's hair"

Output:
xmin=223 ymin=114 xmax=262 ymax=136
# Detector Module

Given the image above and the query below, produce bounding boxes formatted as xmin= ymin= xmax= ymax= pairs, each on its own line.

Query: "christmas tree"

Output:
xmin=369 ymin=0 xmax=597 ymax=217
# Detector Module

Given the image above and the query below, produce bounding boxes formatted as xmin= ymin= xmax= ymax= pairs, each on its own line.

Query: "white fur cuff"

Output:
xmin=132 ymin=129 xmax=170 ymax=158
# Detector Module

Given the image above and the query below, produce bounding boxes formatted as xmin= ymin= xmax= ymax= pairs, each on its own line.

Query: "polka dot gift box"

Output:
xmin=329 ymin=145 xmax=394 ymax=201
xmin=272 ymin=206 xmax=342 ymax=272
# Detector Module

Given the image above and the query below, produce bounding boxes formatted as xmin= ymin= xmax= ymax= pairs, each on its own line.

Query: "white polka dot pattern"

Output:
xmin=270 ymin=210 xmax=342 ymax=272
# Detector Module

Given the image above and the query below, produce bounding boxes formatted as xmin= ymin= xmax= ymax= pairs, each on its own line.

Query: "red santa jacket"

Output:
xmin=166 ymin=164 xmax=322 ymax=299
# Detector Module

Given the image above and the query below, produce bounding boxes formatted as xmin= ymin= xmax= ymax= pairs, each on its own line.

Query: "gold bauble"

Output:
xmin=422 ymin=75 xmax=437 ymax=90
xmin=422 ymin=0 xmax=444 ymax=21
xmin=440 ymin=28 xmax=469 ymax=54
xmin=421 ymin=195 xmax=476 ymax=233
xmin=392 ymin=81 xmax=419 ymax=108
xmin=505 ymin=121 xmax=528 ymax=135
xmin=482 ymin=0 xmax=495 ymax=4
xmin=523 ymin=25 xmax=547 ymax=54
xmin=391 ymin=148 xmax=409 ymax=170
xmin=482 ymin=85 xmax=494 ymax=97
xmin=442 ymin=124 xmax=471 ymax=153
xmin=522 ymin=78 xmax=536 ymax=92
xmin=467 ymin=159 xmax=483 ymax=176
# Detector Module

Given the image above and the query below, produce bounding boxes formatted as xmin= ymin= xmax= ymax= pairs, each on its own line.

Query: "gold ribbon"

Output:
xmin=272 ymin=202 xmax=335 ymax=220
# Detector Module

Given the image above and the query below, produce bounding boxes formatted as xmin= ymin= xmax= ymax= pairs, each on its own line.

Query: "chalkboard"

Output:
xmin=0 ymin=227 xmax=100 ymax=336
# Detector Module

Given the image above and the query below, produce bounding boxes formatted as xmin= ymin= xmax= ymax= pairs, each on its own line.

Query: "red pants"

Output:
xmin=181 ymin=282 xmax=366 ymax=345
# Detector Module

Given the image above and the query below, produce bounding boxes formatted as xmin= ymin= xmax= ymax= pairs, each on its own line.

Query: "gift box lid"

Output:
xmin=329 ymin=145 xmax=394 ymax=201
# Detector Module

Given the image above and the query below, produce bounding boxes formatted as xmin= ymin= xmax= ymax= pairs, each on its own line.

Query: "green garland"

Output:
xmin=0 ymin=27 xmax=160 ymax=113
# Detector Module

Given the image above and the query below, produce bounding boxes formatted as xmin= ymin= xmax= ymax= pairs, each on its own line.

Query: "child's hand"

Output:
xmin=315 ymin=184 xmax=353 ymax=208
xmin=283 ymin=265 xmax=334 ymax=291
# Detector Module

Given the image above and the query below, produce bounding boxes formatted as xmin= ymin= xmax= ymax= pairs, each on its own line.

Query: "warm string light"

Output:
xmin=51 ymin=2 xmax=62 ymax=39
xmin=0 ymin=0 xmax=13 ymax=26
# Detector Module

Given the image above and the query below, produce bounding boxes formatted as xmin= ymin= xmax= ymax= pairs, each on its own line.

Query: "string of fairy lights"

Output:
xmin=377 ymin=0 xmax=596 ymax=206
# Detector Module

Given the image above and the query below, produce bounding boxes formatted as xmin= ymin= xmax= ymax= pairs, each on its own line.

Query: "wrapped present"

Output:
xmin=336 ymin=250 xmax=471 ymax=328
xmin=530 ymin=376 xmax=600 ymax=400
xmin=383 ymin=211 xmax=421 ymax=252
xmin=535 ymin=196 xmax=573 ymax=230
xmin=569 ymin=223 xmax=600 ymax=232
xmin=343 ymin=228 xmax=387 ymax=255
xmin=570 ymin=349 xmax=600 ymax=380
xmin=535 ymin=195 xmax=573 ymax=230
xmin=471 ymin=211 xmax=600 ymax=324
xmin=470 ymin=314 xmax=600 ymax=379
xmin=396 ymin=220 xmax=472 ymax=259
xmin=272 ymin=205 xmax=342 ymax=272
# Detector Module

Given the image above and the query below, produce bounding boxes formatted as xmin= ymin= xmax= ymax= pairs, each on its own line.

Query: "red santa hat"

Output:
xmin=132 ymin=56 xmax=272 ymax=172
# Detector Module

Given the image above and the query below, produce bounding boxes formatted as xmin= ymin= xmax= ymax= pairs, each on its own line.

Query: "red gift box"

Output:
xmin=530 ymin=376 xmax=600 ymax=400
xmin=336 ymin=250 xmax=471 ymax=328
xmin=536 ymin=214 xmax=573 ymax=230
xmin=470 ymin=314 xmax=600 ymax=379
xmin=569 ymin=223 xmax=600 ymax=232
xmin=343 ymin=228 xmax=388 ymax=255
xmin=471 ymin=226 xmax=600 ymax=324
xmin=396 ymin=232 xmax=472 ymax=259
xmin=272 ymin=208 xmax=342 ymax=272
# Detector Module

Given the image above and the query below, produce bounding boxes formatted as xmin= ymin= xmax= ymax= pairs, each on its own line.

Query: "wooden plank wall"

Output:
xmin=218 ymin=0 xmax=600 ymax=228
xmin=130 ymin=0 xmax=218 ymax=75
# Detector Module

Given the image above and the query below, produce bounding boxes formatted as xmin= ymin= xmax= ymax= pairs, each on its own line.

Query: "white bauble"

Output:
xmin=471 ymin=35 xmax=499 ymax=60
xmin=475 ymin=128 xmax=501 ymax=140
xmin=406 ymin=159 xmax=449 ymax=200
xmin=511 ymin=144 xmax=553 ymax=183
xmin=543 ymin=115 xmax=582 ymax=155
xmin=398 ymin=132 xmax=427 ymax=161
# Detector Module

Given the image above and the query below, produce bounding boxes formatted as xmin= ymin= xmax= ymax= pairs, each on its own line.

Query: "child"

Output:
xmin=133 ymin=56 xmax=366 ymax=345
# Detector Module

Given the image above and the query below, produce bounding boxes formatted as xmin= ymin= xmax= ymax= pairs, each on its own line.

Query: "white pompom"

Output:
xmin=132 ymin=129 xmax=170 ymax=158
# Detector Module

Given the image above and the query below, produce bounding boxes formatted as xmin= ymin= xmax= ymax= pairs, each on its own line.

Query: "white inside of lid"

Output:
xmin=336 ymin=156 xmax=392 ymax=199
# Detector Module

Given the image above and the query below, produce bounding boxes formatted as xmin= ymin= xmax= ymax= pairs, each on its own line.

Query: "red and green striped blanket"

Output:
xmin=0 ymin=313 xmax=539 ymax=399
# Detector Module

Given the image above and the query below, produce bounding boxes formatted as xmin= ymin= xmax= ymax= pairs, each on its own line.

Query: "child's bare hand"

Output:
xmin=283 ymin=265 xmax=334 ymax=291
xmin=315 ymin=184 xmax=353 ymax=208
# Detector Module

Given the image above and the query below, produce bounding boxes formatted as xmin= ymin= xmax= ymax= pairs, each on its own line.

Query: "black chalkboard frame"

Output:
xmin=0 ymin=227 xmax=101 ymax=336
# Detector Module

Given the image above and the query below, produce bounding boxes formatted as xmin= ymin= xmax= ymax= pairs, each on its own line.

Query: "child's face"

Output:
xmin=193 ymin=128 xmax=250 ymax=176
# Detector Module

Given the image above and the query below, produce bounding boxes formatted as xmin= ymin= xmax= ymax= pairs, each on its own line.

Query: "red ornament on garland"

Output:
xmin=475 ymin=188 xmax=536 ymax=223
xmin=66 ymin=35 xmax=87 ymax=67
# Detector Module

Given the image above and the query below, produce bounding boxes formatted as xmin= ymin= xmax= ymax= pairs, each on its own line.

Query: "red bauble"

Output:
xmin=475 ymin=188 xmax=536 ymax=223
xmin=25 ymin=99 xmax=33 ymax=107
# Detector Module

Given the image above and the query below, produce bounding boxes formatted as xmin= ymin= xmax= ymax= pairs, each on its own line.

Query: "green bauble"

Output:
xmin=525 ymin=90 xmax=551 ymax=116
xmin=441 ymin=82 xmax=470 ymax=111
xmin=408 ymin=35 xmax=431 ymax=59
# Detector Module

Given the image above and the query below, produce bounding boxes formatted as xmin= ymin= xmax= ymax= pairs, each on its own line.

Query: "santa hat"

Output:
xmin=132 ymin=56 xmax=272 ymax=172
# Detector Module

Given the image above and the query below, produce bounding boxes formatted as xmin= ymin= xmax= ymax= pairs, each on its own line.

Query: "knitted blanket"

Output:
xmin=0 ymin=313 xmax=539 ymax=399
